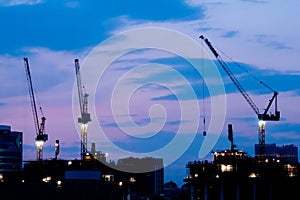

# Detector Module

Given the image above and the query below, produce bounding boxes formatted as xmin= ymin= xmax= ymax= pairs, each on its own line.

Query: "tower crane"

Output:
xmin=199 ymin=35 xmax=280 ymax=157
xmin=23 ymin=57 xmax=48 ymax=161
xmin=74 ymin=59 xmax=91 ymax=160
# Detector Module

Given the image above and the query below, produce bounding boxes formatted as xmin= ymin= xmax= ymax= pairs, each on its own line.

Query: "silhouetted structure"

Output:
xmin=90 ymin=142 xmax=106 ymax=163
xmin=184 ymin=149 xmax=299 ymax=200
xmin=0 ymin=153 xmax=164 ymax=200
xmin=184 ymin=123 xmax=299 ymax=200
xmin=276 ymin=144 xmax=298 ymax=163
xmin=0 ymin=125 xmax=22 ymax=177
xmin=255 ymin=143 xmax=298 ymax=163
xmin=116 ymin=157 xmax=164 ymax=198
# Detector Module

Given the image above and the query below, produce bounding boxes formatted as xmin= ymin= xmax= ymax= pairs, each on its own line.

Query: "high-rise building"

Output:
xmin=90 ymin=142 xmax=107 ymax=163
xmin=0 ymin=125 xmax=23 ymax=176
xmin=255 ymin=143 xmax=276 ymax=159
xmin=276 ymin=144 xmax=298 ymax=163
xmin=116 ymin=157 xmax=164 ymax=197
xmin=255 ymin=143 xmax=298 ymax=163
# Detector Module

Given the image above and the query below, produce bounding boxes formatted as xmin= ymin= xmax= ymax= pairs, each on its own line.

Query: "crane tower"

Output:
xmin=199 ymin=35 xmax=280 ymax=158
xmin=24 ymin=57 xmax=48 ymax=161
xmin=74 ymin=59 xmax=91 ymax=160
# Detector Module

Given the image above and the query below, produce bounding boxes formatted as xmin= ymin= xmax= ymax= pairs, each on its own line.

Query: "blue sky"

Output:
xmin=1 ymin=0 xmax=300 ymax=187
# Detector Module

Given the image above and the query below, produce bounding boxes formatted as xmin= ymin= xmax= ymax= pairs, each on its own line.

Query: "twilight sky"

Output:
xmin=0 ymin=0 xmax=299 ymax=186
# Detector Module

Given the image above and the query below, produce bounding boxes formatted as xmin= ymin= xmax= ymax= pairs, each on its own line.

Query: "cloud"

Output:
xmin=221 ymin=30 xmax=239 ymax=38
xmin=0 ymin=0 xmax=43 ymax=6
xmin=1 ymin=0 xmax=299 ymax=166
xmin=0 ymin=47 xmax=89 ymax=160
xmin=0 ymin=54 xmax=29 ymax=98
xmin=269 ymin=123 xmax=300 ymax=134
xmin=184 ymin=0 xmax=225 ymax=7
xmin=240 ymin=0 xmax=267 ymax=3
xmin=0 ymin=47 xmax=87 ymax=99
xmin=23 ymin=142 xmax=81 ymax=160
xmin=64 ymin=1 xmax=79 ymax=8
xmin=111 ymin=131 xmax=176 ymax=153
xmin=182 ymin=0 xmax=299 ymax=72
xmin=76 ymin=30 xmax=300 ymax=161
xmin=152 ymin=94 xmax=178 ymax=101
xmin=109 ymin=12 xmax=297 ymax=74
xmin=253 ymin=34 xmax=291 ymax=50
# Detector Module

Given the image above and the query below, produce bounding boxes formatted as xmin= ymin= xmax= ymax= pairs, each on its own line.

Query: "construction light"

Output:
xmin=57 ymin=180 xmax=62 ymax=188
xmin=129 ymin=177 xmax=136 ymax=183
xmin=36 ymin=140 xmax=44 ymax=148
xmin=258 ymin=120 xmax=266 ymax=127
xmin=249 ymin=173 xmax=257 ymax=178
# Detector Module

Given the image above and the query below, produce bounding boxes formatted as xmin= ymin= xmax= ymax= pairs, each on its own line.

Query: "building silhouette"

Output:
xmin=184 ymin=123 xmax=299 ymax=200
xmin=0 ymin=125 xmax=22 ymax=178
xmin=0 ymin=130 xmax=164 ymax=200
xmin=184 ymin=148 xmax=299 ymax=200
xmin=255 ymin=143 xmax=298 ymax=163
xmin=276 ymin=144 xmax=298 ymax=163
xmin=116 ymin=157 xmax=164 ymax=198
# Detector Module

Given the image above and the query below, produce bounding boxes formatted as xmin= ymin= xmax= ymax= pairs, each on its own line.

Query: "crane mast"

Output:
xmin=199 ymin=35 xmax=280 ymax=157
xmin=74 ymin=59 xmax=91 ymax=160
xmin=24 ymin=57 xmax=48 ymax=161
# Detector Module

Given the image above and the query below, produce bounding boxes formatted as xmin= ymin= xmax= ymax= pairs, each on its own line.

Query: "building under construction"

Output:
xmin=184 ymin=124 xmax=299 ymax=200
xmin=0 ymin=135 xmax=164 ymax=200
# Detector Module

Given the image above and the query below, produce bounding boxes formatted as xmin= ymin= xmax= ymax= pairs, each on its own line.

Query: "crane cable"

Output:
xmin=33 ymin=83 xmax=47 ymax=136
xmin=201 ymin=39 xmax=207 ymax=136
xmin=34 ymin=85 xmax=46 ymax=118
xmin=217 ymin=47 xmax=276 ymax=93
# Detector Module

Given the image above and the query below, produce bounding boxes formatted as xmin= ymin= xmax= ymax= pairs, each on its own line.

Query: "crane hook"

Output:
xmin=203 ymin=118 xmax=206 ymax=136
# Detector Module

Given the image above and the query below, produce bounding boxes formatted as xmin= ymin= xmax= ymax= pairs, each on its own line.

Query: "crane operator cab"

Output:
xmin=258 ymin=91 xmax=280 ymax=121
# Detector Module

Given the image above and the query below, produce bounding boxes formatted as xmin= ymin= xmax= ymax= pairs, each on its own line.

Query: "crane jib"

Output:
xmin=199 ymin=35 xmax=280 ymax=122
xmin=24 ymin=58 xmax=40 ymax=136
